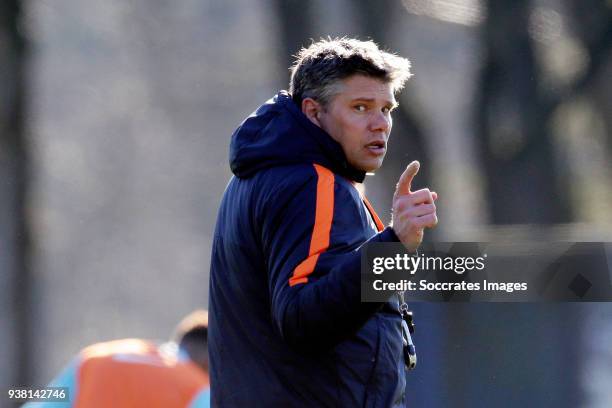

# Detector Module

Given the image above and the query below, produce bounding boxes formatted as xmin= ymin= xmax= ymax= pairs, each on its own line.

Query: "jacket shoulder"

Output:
xmin=256 ymin=164 xmax=361 ymax=199
xmin=257 ymin=164 xmax=318 ymax=181
xmin=254 ymin=164 xmax=321 ymax=195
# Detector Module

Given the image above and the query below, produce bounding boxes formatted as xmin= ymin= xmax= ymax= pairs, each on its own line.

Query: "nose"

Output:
xmin=370 ymin=111 xmax=391 ymax=133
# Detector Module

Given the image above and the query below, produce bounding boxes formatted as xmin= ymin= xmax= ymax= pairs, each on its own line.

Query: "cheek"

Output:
xmin=345 ymin=128 xmax=366 ymax=152
xmin=344 ymin=118 xmax=367 ymax=141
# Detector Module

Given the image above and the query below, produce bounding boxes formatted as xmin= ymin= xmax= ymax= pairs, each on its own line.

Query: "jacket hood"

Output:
xmin=229 ymin=91 xmax=366 ymax=182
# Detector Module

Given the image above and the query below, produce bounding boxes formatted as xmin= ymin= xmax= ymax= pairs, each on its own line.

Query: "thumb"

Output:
xmin=395 ymin=160 xmax=420 ymax=196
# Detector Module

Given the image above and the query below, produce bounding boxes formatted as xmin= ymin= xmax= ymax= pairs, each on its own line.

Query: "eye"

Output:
xmin=382 ymin=105 xmax=395 ymax=114
xmin=354 ymin=104 xmax=367 ymax=112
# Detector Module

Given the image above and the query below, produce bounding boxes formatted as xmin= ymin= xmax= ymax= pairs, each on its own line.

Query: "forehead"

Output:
xmin=335 ymin=75 xmax=396 ymax=103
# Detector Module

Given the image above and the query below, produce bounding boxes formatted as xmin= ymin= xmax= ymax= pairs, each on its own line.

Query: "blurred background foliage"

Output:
xmin=1 ymin=0 xmax=611 ymax=406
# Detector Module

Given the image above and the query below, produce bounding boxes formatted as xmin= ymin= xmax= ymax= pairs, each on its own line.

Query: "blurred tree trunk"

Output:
xmin=272 ymin=0 xmax=316 ymax=90
xmin=561 ymin=2 xmax=612 ymax=405
xmin=470 ymin=3 xmax=582 ymax=408
xmin=562 ymin=0 xmax=612 ymax=157
xmin=475 ymin=0 xmax=571 ymax=224
xmin=0 ymin=0 xmax=31 ymax=387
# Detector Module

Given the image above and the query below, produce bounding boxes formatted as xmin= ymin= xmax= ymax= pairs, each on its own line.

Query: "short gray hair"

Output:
xmin=289 ymin=37 xmax=412 ymax=107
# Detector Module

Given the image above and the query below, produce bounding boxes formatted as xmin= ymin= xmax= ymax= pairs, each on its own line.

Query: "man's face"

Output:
xmin=317 ymin=75 xmax=396 ymax=172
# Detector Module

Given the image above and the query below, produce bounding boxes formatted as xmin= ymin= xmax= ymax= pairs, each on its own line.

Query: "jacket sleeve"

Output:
xmin=260 ymin=165 xmax=399 ymax=352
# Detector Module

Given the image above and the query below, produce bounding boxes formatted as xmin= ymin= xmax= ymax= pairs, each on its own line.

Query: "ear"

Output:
xmin=301 ymin=97 xmax=322 ymax=127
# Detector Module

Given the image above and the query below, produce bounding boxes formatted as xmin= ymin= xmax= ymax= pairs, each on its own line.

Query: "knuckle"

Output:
xmin=404 ymin=198 xmax=417 ymax=209
xmin=416 ymin=189 xmax=431 ymax=203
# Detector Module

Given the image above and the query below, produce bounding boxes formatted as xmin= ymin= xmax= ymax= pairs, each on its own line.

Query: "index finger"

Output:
xmin=395 ymin=160 xmax=420 ymax=196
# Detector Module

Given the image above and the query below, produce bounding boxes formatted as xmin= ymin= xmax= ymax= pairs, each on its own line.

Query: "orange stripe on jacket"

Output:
xmin=362 ymin=196 xmax=385 ymax=232
xmin=289 ymin=164 xmax=335 ymax=287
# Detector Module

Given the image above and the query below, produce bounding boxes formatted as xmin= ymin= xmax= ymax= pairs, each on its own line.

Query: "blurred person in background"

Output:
xmin=23 ymin=310 xmax=210 ymax=408
xmin=209 ymin=37 xmax=438 ymax=407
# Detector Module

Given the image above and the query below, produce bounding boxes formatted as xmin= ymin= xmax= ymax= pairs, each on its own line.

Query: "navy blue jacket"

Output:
xmin=209 ymin=91 xmax=408 ymax=407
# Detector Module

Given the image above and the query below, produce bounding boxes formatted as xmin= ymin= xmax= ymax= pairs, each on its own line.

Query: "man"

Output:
xmin=23 ymin=310 xmax=210 ymax=408
xmin=209 ymin=38 xmax=438 ymax=407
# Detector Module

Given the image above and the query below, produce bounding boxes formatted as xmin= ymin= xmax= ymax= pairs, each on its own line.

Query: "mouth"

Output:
xmin=365 ymin=140 xmax=386 ymax=155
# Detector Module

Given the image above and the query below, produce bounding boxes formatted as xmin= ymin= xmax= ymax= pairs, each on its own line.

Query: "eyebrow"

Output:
xmin=351 ymin=97 xmax=398 ymax=108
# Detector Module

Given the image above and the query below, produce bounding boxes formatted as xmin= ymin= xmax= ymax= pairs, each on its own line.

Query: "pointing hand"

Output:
xmin=391 ymin=161 xmax=438 ymax=252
